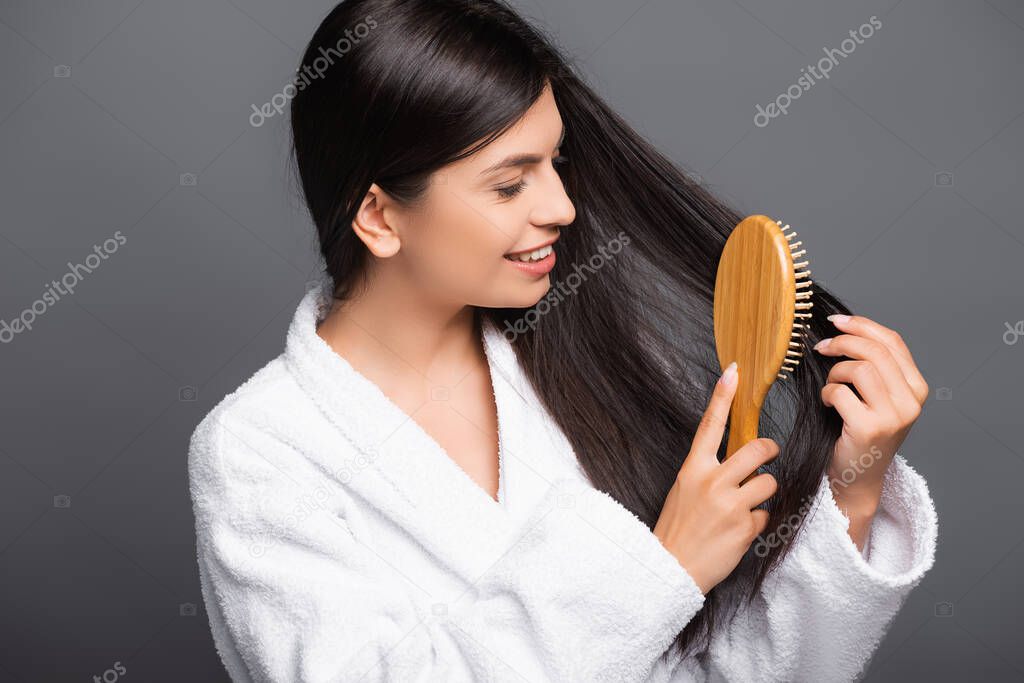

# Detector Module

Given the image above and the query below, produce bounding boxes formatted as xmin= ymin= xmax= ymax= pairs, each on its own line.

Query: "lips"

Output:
xmin=503 ymin=245 xmax=557 ymax=276
xmin=503 ymin=244 xmax=554 ymax=263
xmin=504 ymin=236 xmax=559 ymax=257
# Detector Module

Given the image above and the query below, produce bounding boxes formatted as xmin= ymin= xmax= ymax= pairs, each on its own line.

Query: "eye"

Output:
xmin=495 ymin=155 xmax=569 ymax=200
xmin=496 ymin=179 xmax=527 ymax=199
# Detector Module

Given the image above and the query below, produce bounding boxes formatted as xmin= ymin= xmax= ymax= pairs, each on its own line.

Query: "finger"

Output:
xmin=828 ymin=314 xmax=912 ymax=362
xmin=719 ymin=438 xmax=779 ymax=486
xmin=821 ymin=382 xmax=871 ymax=425
xmin=691 ymin=362 xmax=739 ymax=461
xmin=826 ymin=360 xmax=896 ymax=414
xmin=737 ymin=471 xmax=779 ymax=508
xmin=750 ymin=508 xmax=771 ymax=539
xmin=826 ymin=315 xmax=928 ymax=403
xmin=815 ymin=334 xmax=918 ymax=409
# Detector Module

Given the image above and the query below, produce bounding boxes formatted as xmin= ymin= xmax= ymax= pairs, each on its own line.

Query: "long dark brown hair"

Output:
xmin=290 ymin=0 xmax=851 ymax=660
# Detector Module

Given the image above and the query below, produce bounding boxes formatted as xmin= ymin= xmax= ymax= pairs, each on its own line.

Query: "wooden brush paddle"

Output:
xmin=713 ymin=215 xmax=812 ymax=474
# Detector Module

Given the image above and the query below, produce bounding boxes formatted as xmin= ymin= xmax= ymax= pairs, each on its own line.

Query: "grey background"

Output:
xmin=1 ymin=0 xmax=1021 ymax=680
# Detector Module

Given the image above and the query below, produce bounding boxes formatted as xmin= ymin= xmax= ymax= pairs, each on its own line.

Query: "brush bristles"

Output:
xmin=777 ymin=219 xmax=812 ymax=381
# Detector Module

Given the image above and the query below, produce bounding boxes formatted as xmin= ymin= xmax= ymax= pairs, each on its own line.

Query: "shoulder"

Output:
xmin=189 ymin=355 xmax=293 ymax=450
xmin=186 ymin=354 xmax=331 ymax=515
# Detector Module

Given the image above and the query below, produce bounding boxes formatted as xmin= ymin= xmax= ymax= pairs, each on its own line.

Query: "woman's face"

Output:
xmin=374 ymin=84 xmax=576 ymax=310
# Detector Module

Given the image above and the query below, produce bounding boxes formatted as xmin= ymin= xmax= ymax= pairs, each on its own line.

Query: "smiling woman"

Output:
xmin=187 ymin=0 xmax=938 ymax=681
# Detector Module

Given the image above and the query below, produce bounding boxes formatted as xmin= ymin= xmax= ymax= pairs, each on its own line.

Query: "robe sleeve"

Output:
xmin=683 ymin=452 xmax=938 ymax=682
xmin=188 ymin=412 xmax=707 ymax=683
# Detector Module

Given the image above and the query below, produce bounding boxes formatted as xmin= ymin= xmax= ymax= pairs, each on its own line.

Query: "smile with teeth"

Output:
xmin=504 ymin=244 xmax=554 ymax=262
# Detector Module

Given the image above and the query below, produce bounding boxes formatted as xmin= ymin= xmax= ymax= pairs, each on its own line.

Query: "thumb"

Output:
xmin=689 ymin=362 xmax=739 ymax=464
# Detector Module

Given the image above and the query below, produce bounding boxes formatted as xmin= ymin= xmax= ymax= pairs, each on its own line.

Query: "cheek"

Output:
xmin=413 ymin=193 xmax=515 ymax=289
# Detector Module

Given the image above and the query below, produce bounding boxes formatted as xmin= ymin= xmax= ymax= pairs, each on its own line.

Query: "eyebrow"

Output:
xmin=478 ymin=125 xmax=566 ymax=176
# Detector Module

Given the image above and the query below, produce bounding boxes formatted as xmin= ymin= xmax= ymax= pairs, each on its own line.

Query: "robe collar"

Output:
xmin=282 ymin=276 xmax=577 ymax=576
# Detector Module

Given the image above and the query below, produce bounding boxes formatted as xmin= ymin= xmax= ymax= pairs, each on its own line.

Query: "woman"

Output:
xmin=188 ymin=1 xmax=937 ymax=681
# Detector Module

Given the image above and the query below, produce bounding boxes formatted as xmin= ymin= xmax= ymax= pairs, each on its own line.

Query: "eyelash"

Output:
xmin=496 ymin=155 xmax=570 ymax=199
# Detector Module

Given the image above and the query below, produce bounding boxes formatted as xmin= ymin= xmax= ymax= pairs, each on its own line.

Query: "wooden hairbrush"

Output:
xmin=713 ymin=215 xmax=812 ymax=472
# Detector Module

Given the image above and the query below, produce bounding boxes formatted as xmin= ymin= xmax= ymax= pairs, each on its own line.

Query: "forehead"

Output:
xmin=495 ymin=85 xmax=560 ymax=144
xmin=455 ymin=85 xmax=562 ymax=171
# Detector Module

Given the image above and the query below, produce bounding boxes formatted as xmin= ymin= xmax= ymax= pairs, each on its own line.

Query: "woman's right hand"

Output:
xmin=653 ymin=362 xmax=780 ymax=595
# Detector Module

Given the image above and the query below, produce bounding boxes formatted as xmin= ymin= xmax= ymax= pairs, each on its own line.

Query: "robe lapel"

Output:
xmin=282 ymin=278 xmax=577 ymax=579
xmin=480 ymin=319 xmax=591 ymax=513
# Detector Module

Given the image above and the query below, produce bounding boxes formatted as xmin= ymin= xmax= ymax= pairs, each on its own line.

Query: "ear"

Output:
xmin=352 ymin=183 xmax=402 ymax=258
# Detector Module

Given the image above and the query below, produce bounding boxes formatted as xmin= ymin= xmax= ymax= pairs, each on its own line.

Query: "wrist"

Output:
xmin=827 ymin=477 xmax=880 ymax=554
xmin=828 ymin=476 xmax=881 ymax=520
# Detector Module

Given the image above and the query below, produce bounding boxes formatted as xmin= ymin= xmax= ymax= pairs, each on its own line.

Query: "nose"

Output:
xmin=528 ymin=166 xmax=576 ymax=229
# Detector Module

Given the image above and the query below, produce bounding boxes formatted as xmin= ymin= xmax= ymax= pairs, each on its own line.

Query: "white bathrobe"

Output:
xmin=188 ymin=278 xmax=938 ymax=683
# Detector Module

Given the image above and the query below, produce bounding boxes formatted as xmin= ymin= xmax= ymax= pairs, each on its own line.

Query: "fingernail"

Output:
xmin=814 ymin=338 xmax=832 ymax=351
xmin=720 ymin=361 xmax=737 ymax=387
xmin=827 ymin=314 xmax=850 ymax=324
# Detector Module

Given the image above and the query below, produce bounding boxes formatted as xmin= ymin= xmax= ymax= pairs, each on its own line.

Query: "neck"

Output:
xmin=315 ymin=266 xmax=482 ymax=382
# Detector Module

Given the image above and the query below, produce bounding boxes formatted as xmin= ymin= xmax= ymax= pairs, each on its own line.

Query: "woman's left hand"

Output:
xmin=812 ymin=314 xmax=930 ymax=518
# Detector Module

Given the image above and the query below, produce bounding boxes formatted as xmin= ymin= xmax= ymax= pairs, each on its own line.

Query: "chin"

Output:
xmin=473 ymin=279 xmax=552 ymax=310
xmin=506 ymin=278 xmax=552 ymax=309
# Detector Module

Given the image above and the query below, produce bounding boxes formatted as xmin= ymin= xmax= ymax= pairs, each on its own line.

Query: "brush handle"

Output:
xmin=725 ymin=382 xmax=762 ymax=485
